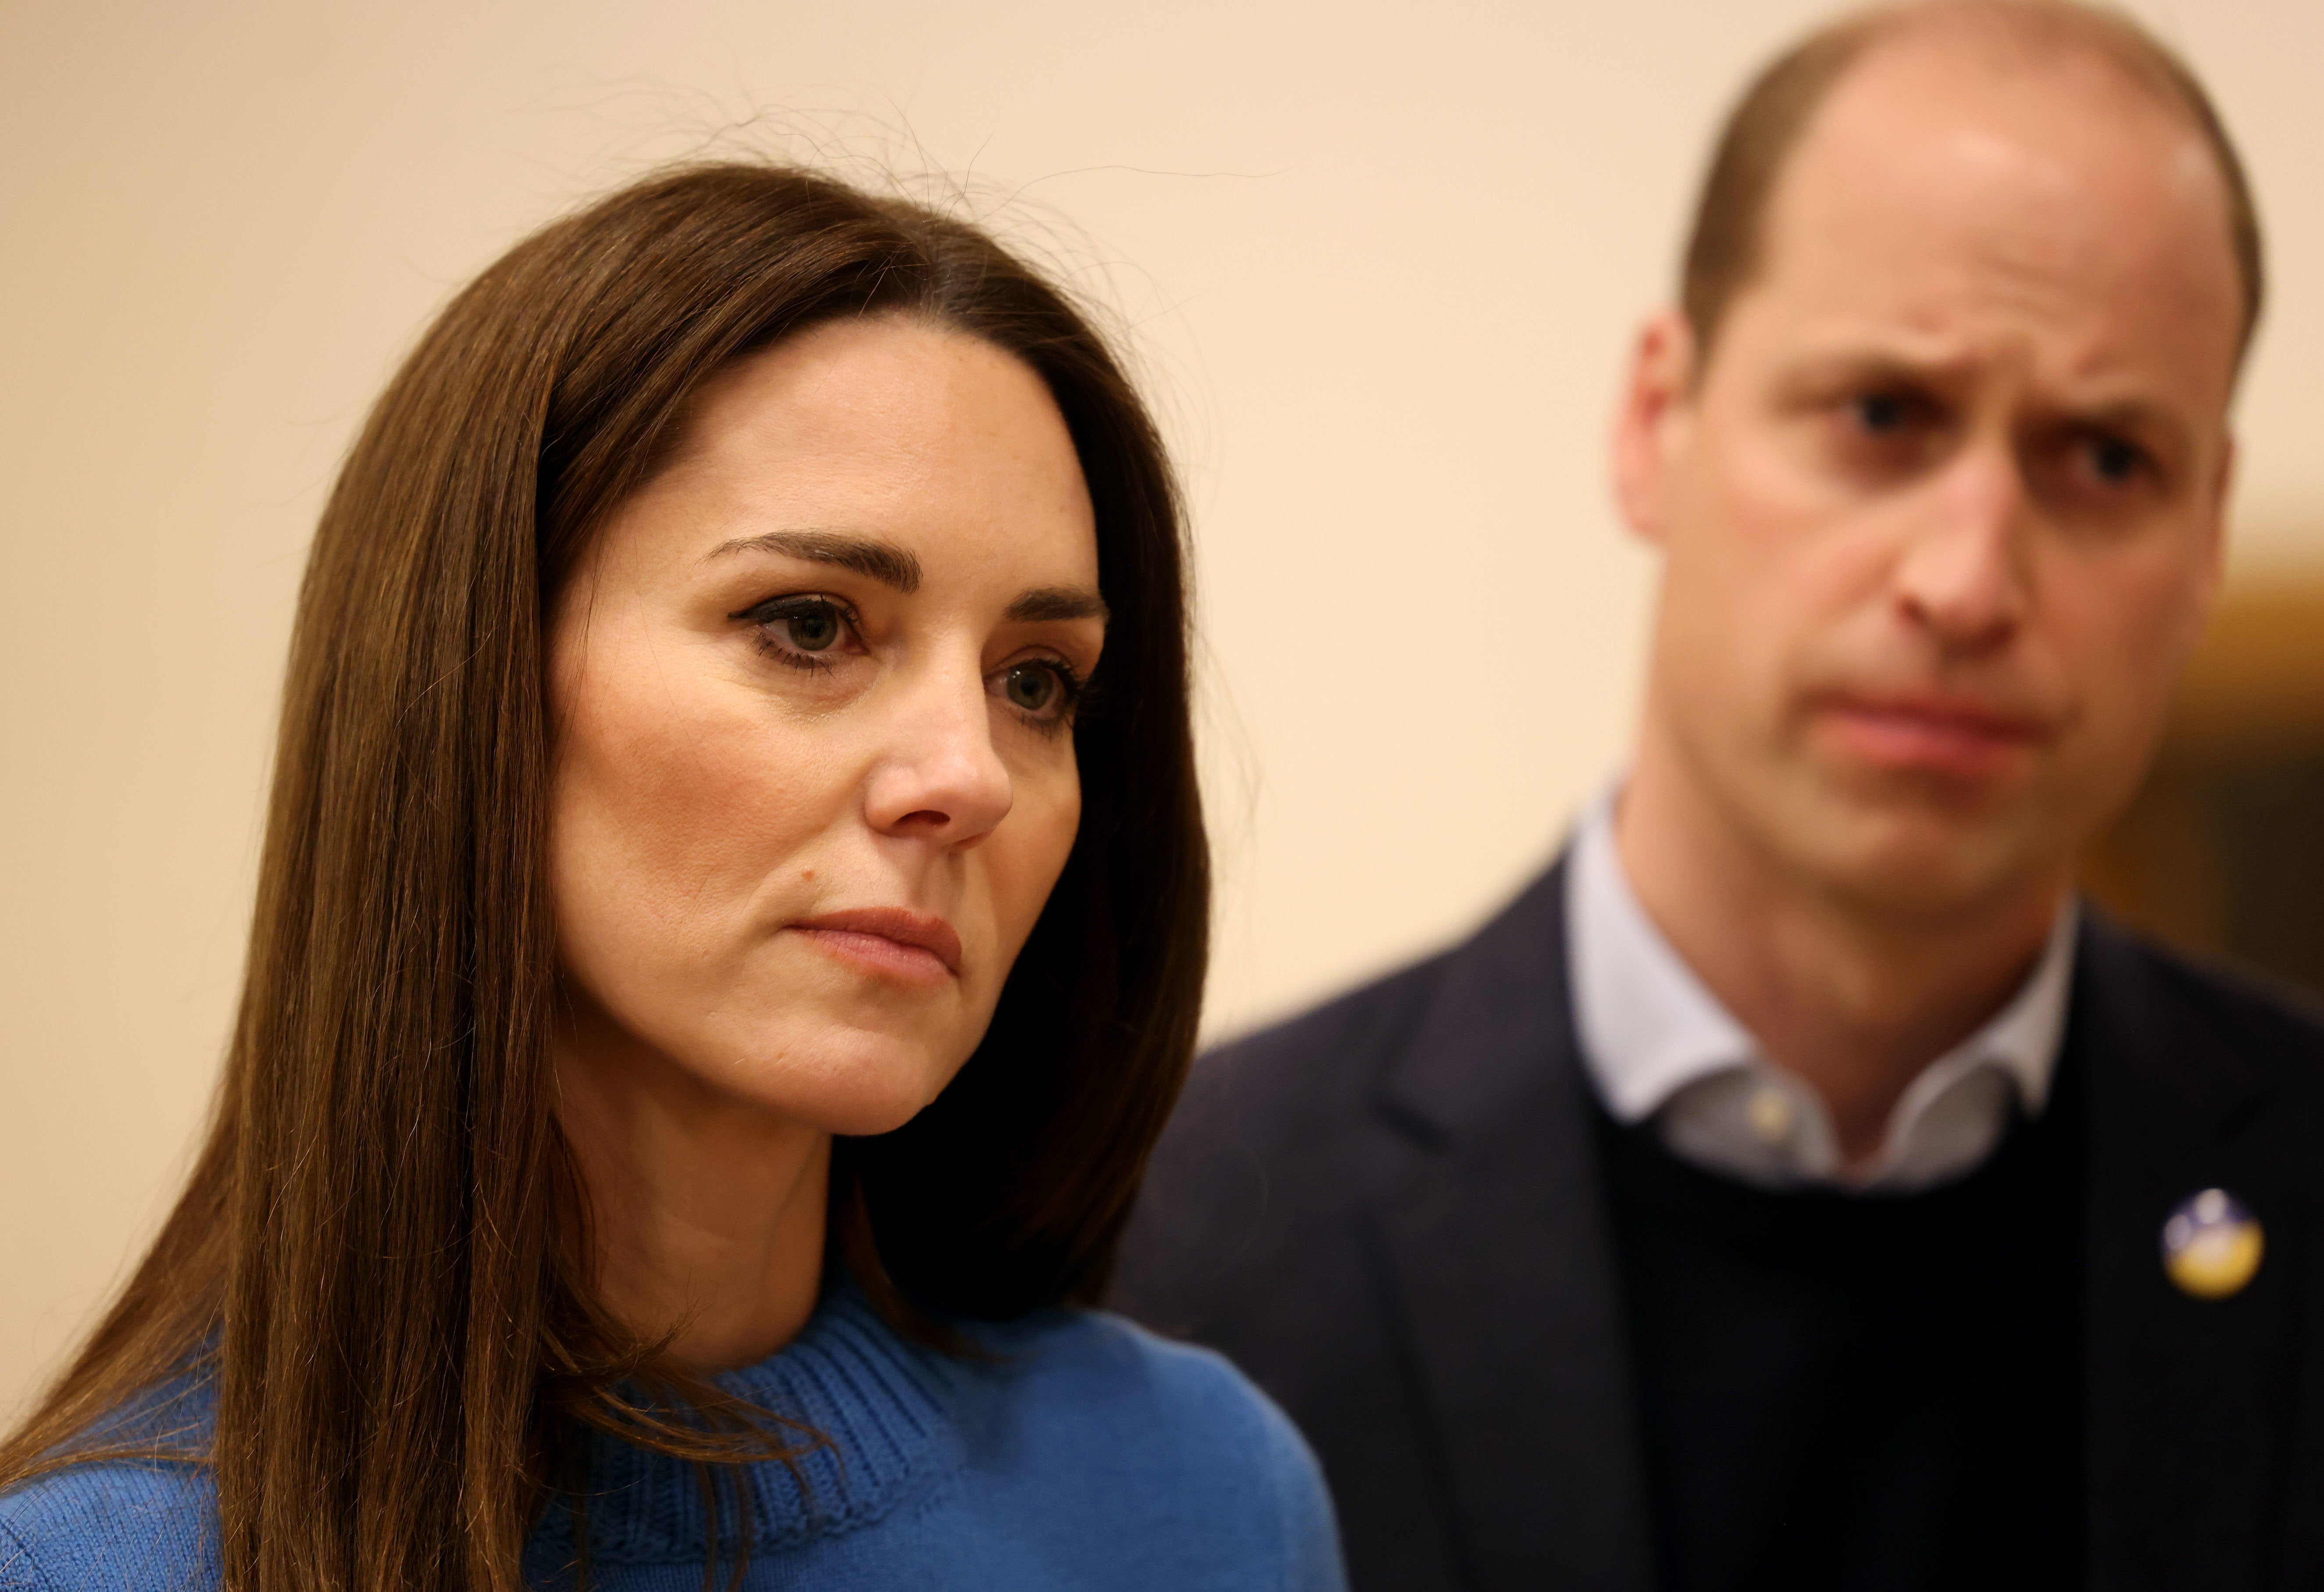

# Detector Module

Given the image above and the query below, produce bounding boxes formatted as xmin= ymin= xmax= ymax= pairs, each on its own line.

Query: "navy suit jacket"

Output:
xmin=1112 ymin=860 xmax=2324 ymax=1591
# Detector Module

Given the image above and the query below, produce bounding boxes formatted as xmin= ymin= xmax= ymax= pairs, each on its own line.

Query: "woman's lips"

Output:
xmin=790 ymin=908 xmax=964 ymax=985
xmin=1811 ymin=694 xmax=2053 ymax=778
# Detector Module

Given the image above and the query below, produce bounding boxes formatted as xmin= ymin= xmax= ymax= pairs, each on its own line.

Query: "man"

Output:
xmin=1113 ymin=4 xmax=2324 ymax=1589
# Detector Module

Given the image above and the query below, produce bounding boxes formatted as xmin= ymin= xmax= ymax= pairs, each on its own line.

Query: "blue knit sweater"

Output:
xmin=0 ymin=1289 xmax=1345 ymax=1590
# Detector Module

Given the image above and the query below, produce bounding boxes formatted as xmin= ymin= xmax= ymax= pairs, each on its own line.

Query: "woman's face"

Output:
xmin=547 ymin=315 xmax=1103 ymax=1136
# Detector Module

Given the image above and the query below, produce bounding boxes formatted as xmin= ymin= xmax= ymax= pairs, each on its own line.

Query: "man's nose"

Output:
xmin=861 ymin=662 xmax=1015 ymax=849
xmin=1892 ymin=440 xmax=2033 ymax=655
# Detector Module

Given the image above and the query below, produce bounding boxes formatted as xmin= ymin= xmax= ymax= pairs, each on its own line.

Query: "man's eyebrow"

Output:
xmin=1779 ymin=347 xmax=1974 ymax=389
xmin=1007 ymin=587 xmax=1109 ymax=624
xmin=2069 ymin=395 xmax=2187 ymax=441
xmin=704 ymin=530 xmax=921 ymax=593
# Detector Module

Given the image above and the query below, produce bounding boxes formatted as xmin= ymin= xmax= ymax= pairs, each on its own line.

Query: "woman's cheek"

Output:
xmin=998 ymin=768 xmax=1083 ymax=953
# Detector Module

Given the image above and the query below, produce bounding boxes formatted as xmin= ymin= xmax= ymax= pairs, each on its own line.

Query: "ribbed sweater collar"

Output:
xmin=530 ymin=1285 xmax=962 ymax=1565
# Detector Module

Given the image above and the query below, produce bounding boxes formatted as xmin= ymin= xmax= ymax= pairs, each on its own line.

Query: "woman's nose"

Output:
xmin=861 ymin=663 xmax=1014 ymax=848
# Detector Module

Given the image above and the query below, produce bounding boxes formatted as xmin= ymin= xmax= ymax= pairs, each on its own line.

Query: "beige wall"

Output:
xmin=5 ymin=0 xmax=2321 ymax=1414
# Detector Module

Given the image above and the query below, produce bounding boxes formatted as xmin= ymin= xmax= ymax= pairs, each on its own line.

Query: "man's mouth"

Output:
xmin=1809 ymin=692 xmax=2055 ymax=779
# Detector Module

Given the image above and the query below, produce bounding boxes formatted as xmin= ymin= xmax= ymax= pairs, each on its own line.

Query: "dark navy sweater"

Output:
xmin=0 ymin=1288 xmax=1345 ymax=1590
xmin=1593 ymin=1073 xmax=2084 ymax=1592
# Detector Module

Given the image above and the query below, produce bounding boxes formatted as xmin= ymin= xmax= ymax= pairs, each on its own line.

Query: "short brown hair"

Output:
xmin=1681 ymin=0 xmax=2266 ymax=367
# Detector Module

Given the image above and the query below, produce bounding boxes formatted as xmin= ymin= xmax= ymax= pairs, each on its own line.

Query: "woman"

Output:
xmin=0 ymin=163 xmax=1342 ymax=1591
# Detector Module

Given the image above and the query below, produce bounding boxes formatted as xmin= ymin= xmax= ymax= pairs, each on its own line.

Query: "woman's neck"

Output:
xmin=553 ymin=1002 xmax=830 ymax=1371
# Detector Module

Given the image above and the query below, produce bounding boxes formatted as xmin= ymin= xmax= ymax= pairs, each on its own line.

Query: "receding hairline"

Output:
xmin=1681 ymin=0 xmax=2264 ymax=369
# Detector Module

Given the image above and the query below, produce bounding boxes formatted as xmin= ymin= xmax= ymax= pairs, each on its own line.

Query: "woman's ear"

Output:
xmin=1611 ymin=308 xmax=1697 ymax=548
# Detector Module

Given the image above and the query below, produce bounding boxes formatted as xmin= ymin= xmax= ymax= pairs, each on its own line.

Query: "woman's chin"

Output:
xmin=707 ymin=1029 xmax=969 ymax=1139
xmin=810 ymin=1084 xmax=949 ymax=1140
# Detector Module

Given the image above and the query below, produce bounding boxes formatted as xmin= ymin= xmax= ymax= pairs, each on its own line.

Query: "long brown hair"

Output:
xmin=0 ymin=162 xmax=1210 ymax=1590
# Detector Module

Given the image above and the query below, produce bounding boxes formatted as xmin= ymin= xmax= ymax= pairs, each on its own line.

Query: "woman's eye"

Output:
xmin=728 ymin=595 xmax=861 ymax=673
xmin=780 ymin=605 xmax=842 ymax=652
xmin=1007 ymin=666 xmax=1056 ymax=712
xmin=995 ymin=661 xmax=1077 ymax=724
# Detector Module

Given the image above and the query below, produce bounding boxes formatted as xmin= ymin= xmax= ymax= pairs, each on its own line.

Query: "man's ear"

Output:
xmin=1612 ymin=308 xmax=1698 ymax=547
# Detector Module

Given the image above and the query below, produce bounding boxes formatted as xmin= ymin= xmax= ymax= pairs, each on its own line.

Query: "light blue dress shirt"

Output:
xmin=1565 ymin=792 xmax=2076 ymax=1190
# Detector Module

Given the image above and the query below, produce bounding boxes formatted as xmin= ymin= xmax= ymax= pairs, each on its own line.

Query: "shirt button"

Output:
xmin=1746 ymin=1085 xmax=1794 ymax=1145
xmin=2162 ymin=1187 xmax=2264 ymax=1300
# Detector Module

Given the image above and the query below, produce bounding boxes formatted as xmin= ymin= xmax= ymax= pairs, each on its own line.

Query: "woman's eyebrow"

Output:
xmin=705 ymin=529 xmax=921 ymax=593
xmin=1008 ymin=587 xmax=1108 ymax=624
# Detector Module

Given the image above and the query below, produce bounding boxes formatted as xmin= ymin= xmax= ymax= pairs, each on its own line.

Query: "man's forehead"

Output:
xmin=1733 ymin=27 xmax=2245 ymax=404
xmin=1778 ymin=25 xmax=2235 ymax=267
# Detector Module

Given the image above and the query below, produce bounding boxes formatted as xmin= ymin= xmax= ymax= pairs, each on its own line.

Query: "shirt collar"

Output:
xmin=1567 ymin=791 xmax=1757 ymax=1124
xmin=1565 ymin=789 xmax=2075 ymax=1131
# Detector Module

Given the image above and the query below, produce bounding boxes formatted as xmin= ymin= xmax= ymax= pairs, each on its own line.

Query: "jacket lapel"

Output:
xmin=2077 ymin=915 xmax=2307 ymax=1592
xmin=1358 ymin=887 xmax=2315 ymax=1590
xmin=1370 ymin=861 xmax=1658 ymax=1592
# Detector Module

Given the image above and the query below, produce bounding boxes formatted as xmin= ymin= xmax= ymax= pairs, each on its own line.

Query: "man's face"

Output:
xmin=1617 ymin=36 xmax=2243 ymax=918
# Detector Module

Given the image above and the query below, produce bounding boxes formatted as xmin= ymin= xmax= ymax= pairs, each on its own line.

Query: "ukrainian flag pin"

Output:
xmin=2162 ymin=1188 xmax=2263 ymax=1300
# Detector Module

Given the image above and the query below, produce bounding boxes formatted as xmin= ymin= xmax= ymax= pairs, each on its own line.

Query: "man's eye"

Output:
xmin=1853 ymin=392 xmax=1914 ymax=433
xmin=2088 ymin=435 xmax=2147 ymax=484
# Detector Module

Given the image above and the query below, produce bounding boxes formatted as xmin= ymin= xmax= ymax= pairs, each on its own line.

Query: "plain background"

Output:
xmin=4 ymin=0 xmax=2320 ymax=1415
